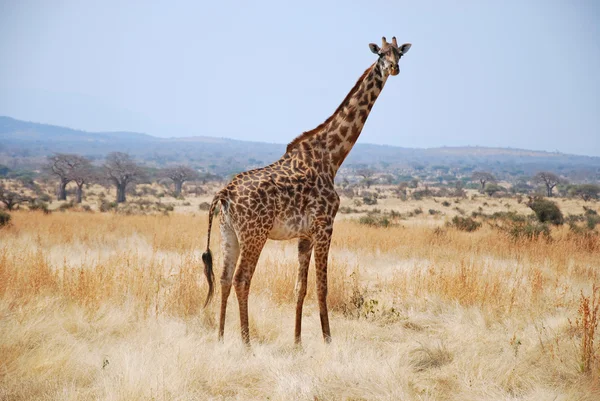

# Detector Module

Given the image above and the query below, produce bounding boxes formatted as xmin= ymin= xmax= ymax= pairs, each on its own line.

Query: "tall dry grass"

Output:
xmin=1 ymin=210 xmax=599 ymax=400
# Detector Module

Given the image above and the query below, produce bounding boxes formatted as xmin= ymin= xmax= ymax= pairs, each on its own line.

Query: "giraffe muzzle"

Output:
xmin=390 ymin=66 xmax=400 ymax=76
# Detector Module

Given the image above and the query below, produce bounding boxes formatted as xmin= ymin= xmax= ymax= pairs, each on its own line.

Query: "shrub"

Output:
xmin=99 ymin=200 xmax=118 ymax=213
xmin=390 ymin=210 xmax=403 ymax=219
xmin=156 ymin=202 xmax=175 ymax=212
xmin=507 ymin=222 xmax=551 ymax=241
xmin=58 ymin=202 xmax=75 ymax=212
xmin=0 ymin=210 xmax=10 ymax=227
xmin=453 ymin=207 xmax=466 ymax=215
xmin=29 ymin=201 xmax=51 ymax=214
xmin=37 ymin=193 xmax=52 ymax=203
xmin=586 ymin=214 xmax=600 ymax=230
xmin=441 ymin=201 xmax=451 ymax=207
xmin=362 ymin=192 xmax=378 ymax=205
xmin=198 ymin=202 xmax=211 ymax=211
xmin=527 ymin=197 xmax=564 ymax=225
xmin=489 ymin=211 xmax=527 ymax=223
xmin=428 ymin=209 xmax=441 ymax=215
xmin=448 ymin=216 xmax=481 ymax=232
xmin=359 ymin=214 xmax=392 ymax=228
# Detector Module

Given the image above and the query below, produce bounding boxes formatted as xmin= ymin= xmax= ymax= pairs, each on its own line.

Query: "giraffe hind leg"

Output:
xmin=233 ymin=237 xmax=267 ymax=346
xmin=295 ymin=237 xmax=313 ymax=345
xmin=218 ymin=220 xmax=240 ymax=341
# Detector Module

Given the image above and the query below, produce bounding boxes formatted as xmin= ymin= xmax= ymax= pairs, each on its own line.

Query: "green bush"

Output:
xmin=448 ymin=216 xmax=481 ymax=232
xmin=359 ymin=214 xmax=392 ymax=228
xmin=0 ymin=210 xmax=11 ymax=227
xmin=489 ymin=211 xmax=527 ymax=223
xmin=507 ymin=222 xmax=551 ymax=241
xmin=586 ymin=214 xmax=600 ymax=230
xmin=527 ymin=197 xmax=563 ymax=225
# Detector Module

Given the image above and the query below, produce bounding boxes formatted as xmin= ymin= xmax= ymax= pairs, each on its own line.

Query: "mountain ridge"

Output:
xmin=2 ymin=116 xmax=599 ymax=179
xmin=2 ymin=115 xmax=596 ymax=159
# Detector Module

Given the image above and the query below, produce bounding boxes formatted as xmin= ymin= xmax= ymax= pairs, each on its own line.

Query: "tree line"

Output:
xmin=0 ymin=152 xmax=209 ymax=210
xmin=470 ymin=170 xmax=599 ymax=200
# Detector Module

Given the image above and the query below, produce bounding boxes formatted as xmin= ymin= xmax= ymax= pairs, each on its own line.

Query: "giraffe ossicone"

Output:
xmin=202 ymin=36 xmax=411 ymax=346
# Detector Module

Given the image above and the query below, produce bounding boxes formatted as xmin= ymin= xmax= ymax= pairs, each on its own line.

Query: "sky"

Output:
xmin=1 ymin=0 xmax=599 ymax=156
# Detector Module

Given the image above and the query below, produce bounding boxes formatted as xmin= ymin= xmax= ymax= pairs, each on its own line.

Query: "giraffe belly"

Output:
xmin=268 ymin=216 xmax=309 ymax=240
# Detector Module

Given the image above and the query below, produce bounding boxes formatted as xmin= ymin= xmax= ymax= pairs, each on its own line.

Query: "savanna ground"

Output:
xmin=1 ymin=183 xmax=599 ymax=400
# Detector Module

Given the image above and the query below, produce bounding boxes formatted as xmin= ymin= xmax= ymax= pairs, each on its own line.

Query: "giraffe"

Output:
xmin=201 ymin=36 xmax=411 ymax=346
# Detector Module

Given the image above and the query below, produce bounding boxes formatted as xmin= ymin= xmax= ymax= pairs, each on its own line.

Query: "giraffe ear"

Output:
xmin=369 ymin=43 xmax=380 ymax=55
xmin=399 ymin=43 xmax=411 ymax=54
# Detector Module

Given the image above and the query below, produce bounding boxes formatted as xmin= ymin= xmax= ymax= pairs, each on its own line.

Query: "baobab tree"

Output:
xmin=533 ymin=171 xmax=564 ymax=197
xmin=162 ymin=165 xmax=200 ymax=197
xmin=70 ymin=157 xmax=96 ymax=203
xmin=46 ymin=153 xmax=80 ymax=200
xmin=103 ymin=152 xmax=144 ymax=203
xmin=471 ymin=171 xmax=496 ymax=192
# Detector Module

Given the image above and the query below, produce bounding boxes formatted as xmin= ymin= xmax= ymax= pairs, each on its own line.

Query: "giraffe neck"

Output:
xmin=285 ymin=60 xmax=389 ymax=176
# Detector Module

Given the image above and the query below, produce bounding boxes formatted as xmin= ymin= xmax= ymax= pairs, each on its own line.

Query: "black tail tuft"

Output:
xmin=202 ymin=250 xmax=214 ymax=307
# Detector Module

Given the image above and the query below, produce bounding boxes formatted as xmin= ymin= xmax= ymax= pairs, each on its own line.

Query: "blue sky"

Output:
xmin=1 ymin=0 xmax=599 ymax=156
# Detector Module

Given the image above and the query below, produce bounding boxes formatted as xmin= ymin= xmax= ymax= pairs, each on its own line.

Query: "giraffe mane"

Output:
xmin=286 ymin=63 xmax=375 ymax=153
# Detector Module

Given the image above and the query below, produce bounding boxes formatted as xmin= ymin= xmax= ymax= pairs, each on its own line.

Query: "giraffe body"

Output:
xmin=202 ymin=37 xmax=411 ymax=345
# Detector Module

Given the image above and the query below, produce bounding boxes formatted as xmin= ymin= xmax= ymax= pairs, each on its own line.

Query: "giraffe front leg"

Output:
xmin=314 ymin=224 xmax=333 ymax=344
xmin=233 ymin=238 xmax=266 ymax=346
xmin=218 ymin=221 xmax=239 ymax=341
xmin=295 ymin=237 xmax=313 ymax=345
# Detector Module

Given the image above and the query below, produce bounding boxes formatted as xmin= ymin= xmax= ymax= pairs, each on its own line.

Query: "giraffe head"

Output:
xmin=369 ymin=36 xmax=411 ymax=76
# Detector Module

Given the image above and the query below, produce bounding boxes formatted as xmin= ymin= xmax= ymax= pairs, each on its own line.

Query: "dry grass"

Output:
xmin=1 ymin=207 xmax=600 ymax=400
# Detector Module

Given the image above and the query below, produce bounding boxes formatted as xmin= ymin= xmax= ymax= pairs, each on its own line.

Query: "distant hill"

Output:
xmin=1 ymin=116 xmax=599 ymax=179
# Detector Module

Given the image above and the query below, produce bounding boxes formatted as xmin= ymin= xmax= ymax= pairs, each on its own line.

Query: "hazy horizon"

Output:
xmin=1 ymin=1 xmax=599 ymax=156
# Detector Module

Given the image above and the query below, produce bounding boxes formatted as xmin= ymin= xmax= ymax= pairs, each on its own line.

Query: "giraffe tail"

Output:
xmin=202 ymin=193 xmax=221 ymax=307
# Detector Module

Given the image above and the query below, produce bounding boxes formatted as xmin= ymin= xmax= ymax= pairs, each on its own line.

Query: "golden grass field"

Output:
xmin=1 ymin=190 xmax=599 ymax=400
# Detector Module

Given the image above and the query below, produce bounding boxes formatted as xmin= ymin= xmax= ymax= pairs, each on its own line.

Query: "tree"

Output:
xmin=0 ymin=165 xmax=9 ymax=177
xmin=533 ymin=172 xmax=564 ymax=197
xmin=356 ymin=168 xmax=375 ymax=189
xmin=0 ymin=184 xmax=29 ymax=211
xmin=103 ymin=152 xmax=144 ymax=203
xmin=484 ymin=183 xmax=503 ymax=197
xmin=162 ymin=165 xmax=200 ymax=197
xmin=46 ymin=153 xmax=80 ymax=200
xmin=69 ymin=157 xmax=96 ymax=203
xmin=570 ymin=184 xmax=600 ymax=201
xmin=471 ymin=171 xmax=496 ymax=192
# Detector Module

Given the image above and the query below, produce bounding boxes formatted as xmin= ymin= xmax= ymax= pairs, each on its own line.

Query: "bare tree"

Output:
xmin=70 ymin=157 xmax=96 ymax=203
xmin=46 ymin=153 xmax=79 ymax=200
xmin=162 ymin=165 xmax=200 ymax=197
xmin=471 ymin=171 xmax=496 ymax=192
xmin=533 ymin=171 xmax=564 ymax=197
xmin=103 ymin=152 xmax=144 ymax=203
xmin=356 ymin=168 xmax=375 ymax=189
xmin=0 ymin=184 xmax=29 ymax=210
